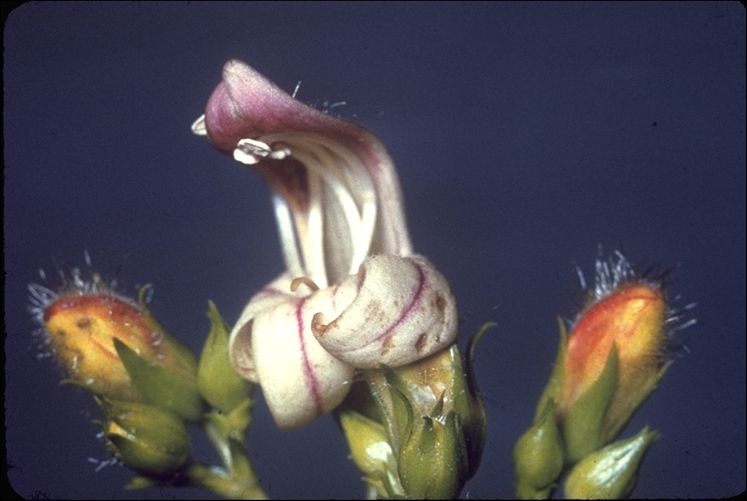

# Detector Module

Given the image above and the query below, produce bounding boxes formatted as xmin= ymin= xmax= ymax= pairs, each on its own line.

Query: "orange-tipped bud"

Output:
xmin=559 ymin=283 xmax=667 ymax=424
xmin=514 ymin=252 xmax=684 ymax=498
xmin=41 ymin=289 xmax=161 ymax=400
xmin=544 ymin=253 xmax=674 ymax=463
xmin=31 ymin=274 xmax=199 ymax=406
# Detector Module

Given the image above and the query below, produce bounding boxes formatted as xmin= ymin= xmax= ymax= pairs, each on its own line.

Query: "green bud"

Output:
xmin=198 ymin=302 xmax=254 ymax=413
xmin=338 ymin=408 xmax=393 ymax=477
xmin=398 ymin=411 xmax=467 ymax=500
xmin=513 ymin=399 xmax=565 ymax=499
xmin=100 ymin=399 xmax=190 ymax=476
xmin=564 ymin=426 xmax=658 ymax=499
xmin=337 ymin=407 xmax=402 ymax=497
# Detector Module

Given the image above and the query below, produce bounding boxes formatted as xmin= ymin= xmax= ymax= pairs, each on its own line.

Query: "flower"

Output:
xmin=193 ymin=60 xmax=459 ymax=429
xmin=559 ymin=283 xmax=665 ymax=420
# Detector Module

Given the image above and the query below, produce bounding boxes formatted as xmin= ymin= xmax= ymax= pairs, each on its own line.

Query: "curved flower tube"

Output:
xmin=192 ymin=59 xmax=411 ymax=286
xmin=194 ymin=60 xmax=458 ymax=429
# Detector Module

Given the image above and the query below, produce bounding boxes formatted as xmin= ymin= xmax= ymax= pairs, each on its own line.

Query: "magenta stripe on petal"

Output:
xmin=296 ymin=298 xmax=324 ymax=417
xmin=344 ymin=260 xmax=427 ymax=353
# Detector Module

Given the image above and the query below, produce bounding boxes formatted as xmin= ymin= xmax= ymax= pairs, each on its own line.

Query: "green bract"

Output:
xmin=198 ymin=301 xmax=254 ymax=414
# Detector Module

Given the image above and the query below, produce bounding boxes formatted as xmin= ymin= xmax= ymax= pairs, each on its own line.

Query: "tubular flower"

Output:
xmin=193 ymin=60 xmax=458 ymax=429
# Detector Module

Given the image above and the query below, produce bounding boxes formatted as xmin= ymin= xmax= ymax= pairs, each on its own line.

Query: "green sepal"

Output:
xmin=562 ymin=344 xmax=619 ymax=464
xmin=205 ymin=397 xmax=254 ymax=444
xmin=456 ymin=322 xmax=492 ymax=479
xmin=430 ymin=391 xmax=446 ymax=419
xmin=137 ymin=285 xmax=200 ymax=377
xmin=513 ymin=398 xmax=565 ymax=499
xmin=602 ymin=361 xmax=672 ymax=444
xmin=115 ymin=337 xmax=207 ymax=423
xmin=534 ymin=319 xmax=568 ymax=423
xmin=198 ymin=301 xmax=254 ymax=413
xmin=564 ymin=426 xmax=659 ymax=499
xmin=398 ymin=410 xmax=468 ymax=500
xmin=380 ymin=364 xmax=415 ymax=451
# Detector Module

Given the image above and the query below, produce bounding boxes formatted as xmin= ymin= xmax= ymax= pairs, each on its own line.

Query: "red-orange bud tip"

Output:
xmin=30 ymin=274 xmax=163 ymax=401
xmin=561 ymin=282 xmax=667 ymax=414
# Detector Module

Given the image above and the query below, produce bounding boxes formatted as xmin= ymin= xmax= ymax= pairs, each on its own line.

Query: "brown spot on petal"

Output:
xmin=381 ymin=334 xmax=395 ymax=356
xmin=435 ymin=293 xmax=447 ymax=313
xmin=76 ymin=318 xmax=92 ymax=330
xmin=415 ymin=333 xmax=428 ymax=354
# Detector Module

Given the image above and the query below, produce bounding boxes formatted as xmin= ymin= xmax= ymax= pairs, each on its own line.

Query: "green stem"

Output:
xmin=184 ymin=461 xmax=266 ymax=500
xmin=185 ymin=421 xmax=266 ymax=499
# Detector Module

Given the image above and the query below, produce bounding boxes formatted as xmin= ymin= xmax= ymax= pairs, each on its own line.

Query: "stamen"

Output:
xmin=291 ymin=136 xmax=377 ymax=272
xmin=191 ymin=114 xmax=207 ymax=136
xmin=273 ymin=193 xmax=304 ymax=278
xmin=290 ymin=276 xmax=320 ymax=293
xmin=308 ymin=135 xmax=379 ymax=254
xmin=234 ymin=138 xmax=290 ymax=165
xmin=303 ymin=172 xmax=327 ymax=288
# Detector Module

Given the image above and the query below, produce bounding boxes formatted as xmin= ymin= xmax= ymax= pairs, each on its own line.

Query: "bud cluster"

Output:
xmin=513 ymin=252 xmax=692 ymax=499
xmin=29 ymin=268 xmax=263 ymax=498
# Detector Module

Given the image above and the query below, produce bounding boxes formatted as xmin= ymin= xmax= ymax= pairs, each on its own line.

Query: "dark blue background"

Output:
xmin=5 ymin=2 xmax=744 ymax=499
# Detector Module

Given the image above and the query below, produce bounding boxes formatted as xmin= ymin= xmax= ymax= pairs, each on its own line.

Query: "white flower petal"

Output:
xmin=312 ymin=254 xmax=458 ymax=369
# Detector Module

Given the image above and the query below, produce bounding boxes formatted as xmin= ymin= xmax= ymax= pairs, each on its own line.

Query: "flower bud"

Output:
xmin=337 ymin=406 xmax=401 ymax=496
xmin=99 ymin=399 xmax=191 ymax=477
xmin=32 ymin=279 xmax=198 ymax=404
xmin=557 ymin=281 xmax=669 ymax=462
xmin=513 ymin=399 xmax=565 ymax=499
xmin=528 ymin=253 xmax=675 ymax=465
xmin=361 ymin=327 xmax=490 ymax=500
xmin=564 ymin=426 xmax=658 ymax=499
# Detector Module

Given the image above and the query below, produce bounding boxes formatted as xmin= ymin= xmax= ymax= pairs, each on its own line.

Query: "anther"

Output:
xmin=290 ymin=276 xmax=320 ymax=293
